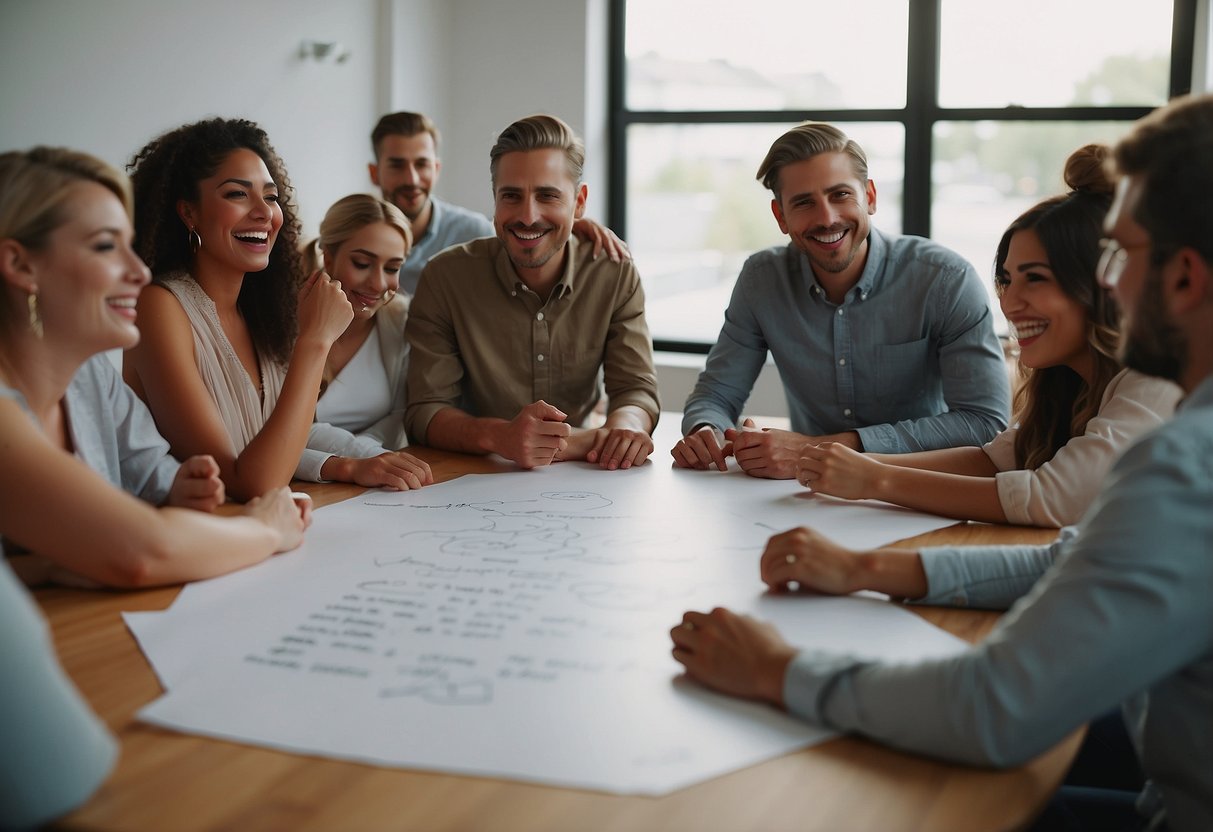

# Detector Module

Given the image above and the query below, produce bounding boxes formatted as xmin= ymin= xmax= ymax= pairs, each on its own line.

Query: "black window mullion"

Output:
xmin=607 ymin=0 xmax=628 ymax=236
xmin=903 ymin=0 xmax=939 ymax=238
xmin=1170 ymin=0 xmax=1197 ymax=97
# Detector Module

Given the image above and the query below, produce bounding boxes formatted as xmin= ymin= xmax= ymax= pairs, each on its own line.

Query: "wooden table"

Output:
xmin=39 ymin=445 xmax=1074 ymax=832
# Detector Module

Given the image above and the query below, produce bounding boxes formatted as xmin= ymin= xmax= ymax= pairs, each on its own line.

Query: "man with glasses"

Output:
xmin=672 ymin=94 xmax=1213 ymax=831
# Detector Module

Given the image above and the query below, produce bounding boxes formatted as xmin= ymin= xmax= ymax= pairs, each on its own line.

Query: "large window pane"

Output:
xmin=626 ymin=0 xmax=908 ymax=111
xmin=932 ymin=120 xmax=1136 ymax=332
xmin=632 ymin=123 xmax=904 ymax=344
xmin=939 ymin=0 xmax=1172 ymax=108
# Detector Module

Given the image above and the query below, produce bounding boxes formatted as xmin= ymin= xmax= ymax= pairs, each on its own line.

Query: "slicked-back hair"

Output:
xmin=756 ymin=122 xmax=868 ymax=201
xmin=127 ymin=118 xmax=303 ymax=364
xmin=489 ymin=114 xmax=585 ymax=189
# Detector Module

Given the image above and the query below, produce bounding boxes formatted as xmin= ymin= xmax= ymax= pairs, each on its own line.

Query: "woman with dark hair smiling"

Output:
xmin=796 ymin=145 xmax=1181 ymax=527
xmin=124 ymin=118 xmax=431 ymax=501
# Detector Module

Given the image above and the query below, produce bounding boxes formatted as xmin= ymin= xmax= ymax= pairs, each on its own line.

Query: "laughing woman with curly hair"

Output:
xmin=124 ymin=118 xmax=431 ymax=501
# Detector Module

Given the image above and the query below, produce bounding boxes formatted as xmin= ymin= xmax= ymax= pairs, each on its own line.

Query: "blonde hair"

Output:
xmin=302 ymin=194 xmax=412 ymax=393
xmin=302 ymin=194 xmax=413 ymax=273
xmin=0 ymin=147 xmax=132 ymax=328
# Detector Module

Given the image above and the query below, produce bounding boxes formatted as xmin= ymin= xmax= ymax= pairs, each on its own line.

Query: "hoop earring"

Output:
xmin=188 ymin=227 xmax=202 ymax=255
xmin=27 ymin=290 xmax=43 ymax=339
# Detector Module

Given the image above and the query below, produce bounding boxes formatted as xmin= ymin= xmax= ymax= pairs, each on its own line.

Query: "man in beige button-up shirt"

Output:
xmin=404 ymin=114 xmax=659 ymax=470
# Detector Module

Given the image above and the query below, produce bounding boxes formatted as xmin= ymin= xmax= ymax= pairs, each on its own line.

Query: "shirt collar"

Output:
xmin=417 ymin=197 xmax=444 ymax=244
xmin=492 ymin=234 xmax=578 ymax=299
xmin=797 ymin=226 xmax=884 ymax=303
xmin=855 ymin=226 xmax=889 ymax=298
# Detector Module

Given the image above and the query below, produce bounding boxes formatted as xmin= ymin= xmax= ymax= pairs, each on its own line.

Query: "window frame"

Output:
xmin=607 ymin=0 xmax=1198 ymax=353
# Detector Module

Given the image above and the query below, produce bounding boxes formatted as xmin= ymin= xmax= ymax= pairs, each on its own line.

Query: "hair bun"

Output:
xmin=1064 ymin=143 xmax=1114 ymax=196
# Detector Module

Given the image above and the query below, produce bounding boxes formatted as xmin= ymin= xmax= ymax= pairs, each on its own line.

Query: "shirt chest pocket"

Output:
xmin=874 ymin=337 xmax=932 ymax=403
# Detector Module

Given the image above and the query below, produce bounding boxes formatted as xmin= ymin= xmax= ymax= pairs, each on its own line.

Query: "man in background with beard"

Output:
xmin=672 ymin=94 xmax=1213 ymax=832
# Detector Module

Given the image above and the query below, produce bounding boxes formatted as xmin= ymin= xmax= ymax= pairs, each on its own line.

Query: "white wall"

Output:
xmin=421 ymin=0 xmax=604 ymax=219
xmin=0 ymin=0 xmax=384 ymax=235
xmin=384 ymin=0 xmax=453 ymax=151
xmin=0 ymin=0 xmax=613 ymax=232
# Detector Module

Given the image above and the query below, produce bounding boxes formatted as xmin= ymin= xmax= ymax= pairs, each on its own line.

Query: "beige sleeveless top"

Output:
xmin=159 ymin=273 xmax=287 ymax=456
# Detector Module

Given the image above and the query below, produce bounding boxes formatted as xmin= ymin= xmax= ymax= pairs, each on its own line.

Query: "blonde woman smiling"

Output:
xmin=304 ymin=194 xmax=421 ymax=455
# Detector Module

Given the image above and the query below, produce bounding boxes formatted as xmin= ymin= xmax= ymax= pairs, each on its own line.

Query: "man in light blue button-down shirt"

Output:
xmin=672 ymin=94 xmax=1213 ymax=832
xmin=673 ymin=123 xmax=1010 ymax=479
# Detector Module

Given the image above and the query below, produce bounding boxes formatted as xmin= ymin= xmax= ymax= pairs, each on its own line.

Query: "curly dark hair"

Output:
xmin=127 ymin=118 xmax=303 ymax=364
xmin=993 ymin=144 xmax=1120 ymax=470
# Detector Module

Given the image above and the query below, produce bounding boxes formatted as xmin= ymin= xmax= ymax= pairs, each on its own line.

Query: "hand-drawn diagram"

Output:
xmin=380 ymin=670 xmax=493 ymax=705
xmin=373 ymin=491 xmax=692 ymax=569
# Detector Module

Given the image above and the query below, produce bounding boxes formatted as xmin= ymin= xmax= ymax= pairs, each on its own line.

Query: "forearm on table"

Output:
xmin=858 ymin=407 xmax=1006 ymax=454
xmin=871 ymin=468 xmax=1008 ymax=524
xmin=870 ymin=446 xmax=998 ymax=476
xmin=854 ymin=548 xmax=929 ymax=599
xmin=422 ymin=407 xmax=511 ymax=456
xmin=121 ymin=509 xmax=282 ymax=587
xmin=602 ymin=404 xmax=654 ymax=433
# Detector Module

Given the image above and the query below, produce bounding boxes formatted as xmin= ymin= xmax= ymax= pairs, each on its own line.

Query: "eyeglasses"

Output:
xmin=1097 ymin=237 xmax=1153 ymax=288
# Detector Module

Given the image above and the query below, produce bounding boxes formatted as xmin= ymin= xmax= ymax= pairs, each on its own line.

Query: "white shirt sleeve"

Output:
xmin=992 ymin=370 xmax=1182 ymax=526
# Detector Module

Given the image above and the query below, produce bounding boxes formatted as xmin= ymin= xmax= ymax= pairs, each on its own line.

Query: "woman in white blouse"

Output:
xmin=795 ymin=144 xmax=1182 ymax=527
xmin=305 ymin=194 xmax=417 ymax=453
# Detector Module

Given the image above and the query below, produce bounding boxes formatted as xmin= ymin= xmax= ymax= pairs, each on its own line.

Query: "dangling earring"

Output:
xmin=27 ymin=289 xmax=43 ymax=339
xmin=188 ymin=226 xmax=202 ymax=255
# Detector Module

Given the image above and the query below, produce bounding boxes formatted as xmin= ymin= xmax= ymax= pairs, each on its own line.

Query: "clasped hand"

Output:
xmin=796 ymin=442 xmax=883 ymax=500
xmin=558 ymin=426 xmax=653 ymax=469
xmin=671 ymin=418 xmax=811 ymax=479
xmin=497 ymin=400 xmax=571 ymax=469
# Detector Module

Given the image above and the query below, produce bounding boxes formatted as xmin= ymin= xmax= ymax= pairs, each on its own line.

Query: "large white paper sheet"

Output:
xmin=131 ymin=461 xmax=964 ymax=795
